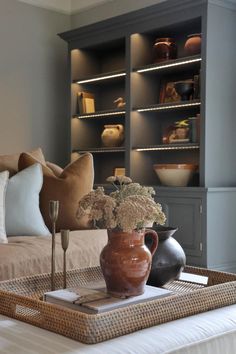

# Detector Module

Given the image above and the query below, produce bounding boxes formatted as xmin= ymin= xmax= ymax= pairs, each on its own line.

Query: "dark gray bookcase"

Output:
xmin=59 ymin=0 xmax=236 ymax=272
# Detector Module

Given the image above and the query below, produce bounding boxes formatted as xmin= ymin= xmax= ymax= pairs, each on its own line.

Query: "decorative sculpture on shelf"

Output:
xmin=114 ymin=97 xmax=126 ymax=108
xmin=61 ymin=229 xmax=70 ymax=289
xmin=49 ymin=200 xmax=59 ymax=291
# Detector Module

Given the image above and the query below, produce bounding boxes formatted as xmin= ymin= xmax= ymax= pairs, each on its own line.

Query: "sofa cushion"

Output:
xmin=45 ymin=161 xmax=63 ymax=177
xmin=19 ymin=152 xmax=94 ymax=232
xmin=5 ymin=164 xmax=50 ymax=237
xmin=0 ymin=171 xmax=9 ymax=243
xmin=0 ymin=229 xmax=107 ymax=281
xmin=0 ymin=148 xmax=45 ymax=176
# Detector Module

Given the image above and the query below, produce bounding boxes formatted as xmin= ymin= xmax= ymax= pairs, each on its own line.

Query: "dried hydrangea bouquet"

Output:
xmin=77 ymin=176 xmax=166 ymax=297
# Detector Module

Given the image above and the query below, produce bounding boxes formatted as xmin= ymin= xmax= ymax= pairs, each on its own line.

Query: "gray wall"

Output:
xmin=0 ymin=0 xmax=70 ymax=165
xmin=71 ymin=0 xmax=166 ymax=28
xmin=0 ymin=0 xmax=168 ymax=166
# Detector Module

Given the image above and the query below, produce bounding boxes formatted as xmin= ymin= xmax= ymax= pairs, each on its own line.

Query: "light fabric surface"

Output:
xmin=0 ymin=171 xmax=9 ymax=243
xmin=1 ymin=304 xmax=236 ymax=353
xmin=0 ymin=229 xmax=108 ymax=281
xmin=0 ymin=148 xmax=45 ymax=177
xmin=5 ymin=164 xmax=50 ymax=237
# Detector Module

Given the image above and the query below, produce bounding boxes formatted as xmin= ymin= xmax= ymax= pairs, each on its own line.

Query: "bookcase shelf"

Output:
xmin=60 ymin=0 xmax=236 ymax=272
xmin=59 ymin=0 xmax=235 ymax=188
xmin=73 ymin=147 xmax=125 ymax=153
xmin=134 ymin=143 xmax=200 ymax=151
xmin=73 ymin=109 xmax=125 ymax=119
xmin=134 ymin=100 xmax=201 ymax=112
xmin=134 ymin=55 xmax=201 ymax=74
xmin=74 ymin=69 xmax=126 ymax=85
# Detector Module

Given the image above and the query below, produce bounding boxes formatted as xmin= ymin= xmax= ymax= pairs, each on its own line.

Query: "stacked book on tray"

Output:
xmin=44 ymin=281 xmax=172 ymax=314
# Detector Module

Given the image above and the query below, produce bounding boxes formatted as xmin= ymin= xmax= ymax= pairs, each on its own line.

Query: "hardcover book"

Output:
xmin=78 ymin=91 xmax=95 ymax=114
xmin=44 ymin=281 xmax=172 ymax=314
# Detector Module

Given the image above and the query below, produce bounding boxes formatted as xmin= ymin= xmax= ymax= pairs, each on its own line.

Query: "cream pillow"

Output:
xmin=0 ymin=171 xmax=9 ymax=243
xmin=5 ymin=164 xmax=50 ymax=236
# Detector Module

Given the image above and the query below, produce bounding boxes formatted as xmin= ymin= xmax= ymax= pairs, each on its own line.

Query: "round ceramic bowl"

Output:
xmin=153 ymin=164 xmax=197 ymax=187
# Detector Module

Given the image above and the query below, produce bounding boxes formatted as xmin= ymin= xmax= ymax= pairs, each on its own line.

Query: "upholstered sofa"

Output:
xmin=0 ymin=230 xmax=107 ymax=281
xmin=0 ymin=148 xmax=107 ymax=281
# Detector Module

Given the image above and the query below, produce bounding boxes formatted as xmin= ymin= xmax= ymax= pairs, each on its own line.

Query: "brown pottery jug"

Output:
xmin=153 ymin=38 xmax=177 ymax=63
xmin=100 ymin=229 xmax=158 ymax=298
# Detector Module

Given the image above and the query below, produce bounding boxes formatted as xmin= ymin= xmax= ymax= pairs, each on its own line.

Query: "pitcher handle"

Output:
xmin=144 ymin=229 xmax=158 ymax=256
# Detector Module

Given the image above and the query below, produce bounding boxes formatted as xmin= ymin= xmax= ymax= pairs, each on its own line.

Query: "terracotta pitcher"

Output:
xmin=153 ymin=38 xmax=177 ymax=62
xmin=100 ymin=229 xmax=158 ymax=298
xmin=101 ymin=124 xmax=124 ymax=147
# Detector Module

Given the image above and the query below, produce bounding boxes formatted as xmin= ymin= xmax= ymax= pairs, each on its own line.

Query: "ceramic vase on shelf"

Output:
xmin=153 ymin=38 xmax=177 ymax=63
xmin=100 ymin=229 xmax=158 ymax=298
xmin=184 ymin=33 xmax=201 ymax=56
xmin=101 ymin=124 xmax=124 ymax=147
xmin=145 ymin=225 xmax=186 ymax=287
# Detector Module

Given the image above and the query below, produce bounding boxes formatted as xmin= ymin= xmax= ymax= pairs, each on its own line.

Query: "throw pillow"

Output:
xmin=5 ymin=163 xmax=50 ymax=236
xmin=0 ymin=147 xmax=45 ymax=176
xmin=45 ymin=161 xmax=63 ymax=177
xmin=0 ymin=171 xmax=9 ymax=243
xmin=19 ymin=153 xmax=94 ymax=231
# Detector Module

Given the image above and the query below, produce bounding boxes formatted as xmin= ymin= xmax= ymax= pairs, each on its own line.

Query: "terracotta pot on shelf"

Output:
xmin=101 ymin=124 xmax=124 ymax=147
xmin=184 ymin=33 xmax=202 ymax=56
xmin=100 ymin=229 xmax=158 ymax=298
xmin=153 ymin=38 xmax=177 ymax=63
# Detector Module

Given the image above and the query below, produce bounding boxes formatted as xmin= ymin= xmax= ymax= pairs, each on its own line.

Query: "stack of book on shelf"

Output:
xmin=44 ymin=280 xmax=173 ymax=314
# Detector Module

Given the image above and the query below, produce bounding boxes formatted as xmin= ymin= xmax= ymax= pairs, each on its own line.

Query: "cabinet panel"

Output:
xmin=157 ymin=197 xmax=202 ymax=258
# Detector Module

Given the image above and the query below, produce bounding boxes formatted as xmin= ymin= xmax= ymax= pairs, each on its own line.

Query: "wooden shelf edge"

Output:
xmin=134 ymin=143 xmax=200 ymax=151
xmin=73 ymin=69 xmax=126 ymax=84
xmin=133 ymin=54 xmax=202 ymax=73
xmin=134 ymin=100 xmax=201 ymax=112
xmin=73 ymin=109 xmax=126 ymax=119
xmin=73 ymin=147 xmax=125 ymax=153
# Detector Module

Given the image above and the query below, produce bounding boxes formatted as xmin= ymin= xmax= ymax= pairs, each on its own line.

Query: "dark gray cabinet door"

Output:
xmin=157 ymin=197 xmax=202 ymax=258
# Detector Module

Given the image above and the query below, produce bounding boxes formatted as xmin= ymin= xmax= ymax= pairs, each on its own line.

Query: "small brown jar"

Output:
xmin=184 ymin=33 xmax=201 ymax=56
xmin=153 ymin=38 xmax=177 ymax=63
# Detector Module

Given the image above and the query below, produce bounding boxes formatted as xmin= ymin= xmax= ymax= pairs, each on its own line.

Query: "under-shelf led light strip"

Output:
xmin=78 ymin=148 xmax=125 ymax=153
xmin=137 ymin=101 xmax=201 ymax=112
xmin=136 ymin=145 xmax=199 ymax=152
xmin=77 ymin=111 xmax=126 ymax=119
xmin=77 ymin=73 xmax=126 ymax=84
xmin=136 ymin=58 xmax=202 ymax=73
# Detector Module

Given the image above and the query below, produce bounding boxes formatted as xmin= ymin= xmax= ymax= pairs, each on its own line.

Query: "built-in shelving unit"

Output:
xmin=59 ymin=0 xmax=236 ymax=272
xmin=65 ymin=13 xmax=202 ymax=186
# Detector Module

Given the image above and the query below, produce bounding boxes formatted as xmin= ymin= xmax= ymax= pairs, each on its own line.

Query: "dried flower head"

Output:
xmin=106 ymin=175 xmax=132 ymax=185
xmin=77 ymin=176 xmax=166 ymax=233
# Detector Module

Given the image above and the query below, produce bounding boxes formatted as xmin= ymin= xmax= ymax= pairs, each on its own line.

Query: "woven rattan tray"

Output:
xmin=0 ymin=266 xmax=236 ymax=344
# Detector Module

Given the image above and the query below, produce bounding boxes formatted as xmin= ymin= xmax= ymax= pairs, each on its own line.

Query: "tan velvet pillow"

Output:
xmin=19 ymin=152 xmax=94 ymax=232
xmin=0 ymin=148 xmax=45 ymax=176
xmin=45 ymin=161 xmax=63 ymax=177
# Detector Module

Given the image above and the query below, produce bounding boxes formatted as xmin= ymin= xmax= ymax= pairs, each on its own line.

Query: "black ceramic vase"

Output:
xmin=145 ymin=225 xmax=186 ymax=287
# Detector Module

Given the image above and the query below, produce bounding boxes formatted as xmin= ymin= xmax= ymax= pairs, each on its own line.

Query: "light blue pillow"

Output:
xmin=0 ymin=171 xmax=9 ymax=243
xmin=5 ymin=163 xmax=50 ymax=236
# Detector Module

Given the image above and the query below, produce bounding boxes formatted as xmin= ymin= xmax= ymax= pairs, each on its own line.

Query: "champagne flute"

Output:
xmin=61 ymin=230 xmax=70 ymax=289
xmin=49 ymin=200 xmax=59 ymax=291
